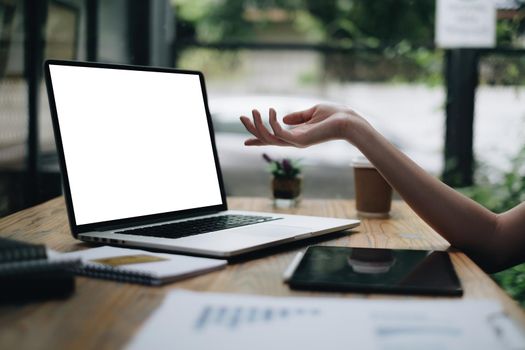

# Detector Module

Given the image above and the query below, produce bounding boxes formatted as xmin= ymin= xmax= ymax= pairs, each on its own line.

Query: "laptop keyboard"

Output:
xmin=116 ymin=214 xmax=280 ymax=239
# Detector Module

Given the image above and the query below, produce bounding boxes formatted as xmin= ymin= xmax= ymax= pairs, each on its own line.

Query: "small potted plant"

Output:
xmin=263 ymin=153 xmax=302 ymax=207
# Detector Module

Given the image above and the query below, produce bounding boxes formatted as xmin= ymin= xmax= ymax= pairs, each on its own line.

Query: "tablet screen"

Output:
xmin=288 ymin=246 xmax=462 ymax=296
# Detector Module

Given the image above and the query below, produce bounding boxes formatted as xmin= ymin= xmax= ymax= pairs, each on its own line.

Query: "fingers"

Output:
xmin=252 ymin=109 xmax=289 ymax=146
xmin=263 ymin=109 xmax=296 ymax=146
xmin=240 ymin=108 xmax=294 ymax=146
xmin=282 ymin=106 xmax=315 ymax=125
xmin=240 ymin=115 xmax=268 ymax=145
xmin=252 ymin=109 xmax=277 ymax=143
xmin=244 ymin=138 xmax=264 ymax=146
xmin=269 ymin=109 xmax=296 ymax=142
xmin=240 ymin=115 xmax=258 ymax=137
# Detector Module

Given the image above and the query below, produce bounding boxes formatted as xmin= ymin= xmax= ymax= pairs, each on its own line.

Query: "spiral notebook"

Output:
xmin=57 ymin=246 xmax=227 ymax=286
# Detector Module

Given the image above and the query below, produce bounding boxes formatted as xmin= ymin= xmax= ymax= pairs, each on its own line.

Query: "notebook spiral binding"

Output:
xmin=0 ymin=243 xmax=47 ymax=263
xmin=0 ymin=258 xmax=81 ymax=276
xmin=70 ymin=265 xmax=161 ymax=286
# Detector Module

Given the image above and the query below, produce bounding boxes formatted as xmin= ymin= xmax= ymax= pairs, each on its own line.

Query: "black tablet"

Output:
xmin=286 ymin=246 xmax=463 ymax=296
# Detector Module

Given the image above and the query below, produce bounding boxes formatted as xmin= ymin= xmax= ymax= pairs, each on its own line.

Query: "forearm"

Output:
xmin=241 ymin=105 xmax=522 ymax=271
xmin=346 ymin=120 xmax=502 ymax=270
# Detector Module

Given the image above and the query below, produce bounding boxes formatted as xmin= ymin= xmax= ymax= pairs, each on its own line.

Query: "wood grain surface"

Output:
xmin=0 ymin=196 xmax=523 ymax=349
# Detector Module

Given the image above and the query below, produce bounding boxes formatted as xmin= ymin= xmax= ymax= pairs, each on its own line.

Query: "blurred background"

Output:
xmin=0 ymin=0 xmax=525 ymax=302
xmin=2 ymin=0 xmax=525 ymax=215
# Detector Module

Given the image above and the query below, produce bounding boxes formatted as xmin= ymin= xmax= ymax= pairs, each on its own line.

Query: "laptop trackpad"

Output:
xmin=237 ymin=223 xmax=309 ymax=239
xmin=161 ymin=224 xmax=311 ymax=254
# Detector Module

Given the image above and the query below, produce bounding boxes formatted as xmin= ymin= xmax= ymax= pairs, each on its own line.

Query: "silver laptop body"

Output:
xmin=45 ymin=60 xmax=359 ymax=258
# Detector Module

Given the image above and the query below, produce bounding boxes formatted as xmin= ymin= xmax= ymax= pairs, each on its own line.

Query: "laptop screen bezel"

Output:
xmin=44 ymin=60 xmax=228 ymax=237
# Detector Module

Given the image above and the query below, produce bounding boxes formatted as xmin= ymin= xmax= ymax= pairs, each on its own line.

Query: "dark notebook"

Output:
xmin=0 ymin=236 xmax=47 ymax=262
xmin=286 ymin=246 xmax=463 ymax=296
xmin=0 ymin=237 xmax=78 ymax=303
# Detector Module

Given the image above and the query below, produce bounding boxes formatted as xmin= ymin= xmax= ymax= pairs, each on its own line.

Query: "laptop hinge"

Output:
xmin=94 ymin=209 xmax=223 ymax=232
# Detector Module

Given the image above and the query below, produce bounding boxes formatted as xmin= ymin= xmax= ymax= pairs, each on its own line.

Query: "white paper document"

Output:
xmin=127 ymin=290 xmax=525 ymax=350
xmin=435 ymin=0 xmax=496 ymax=48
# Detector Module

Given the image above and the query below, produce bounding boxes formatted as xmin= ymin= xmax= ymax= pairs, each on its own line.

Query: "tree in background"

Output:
xmin=174 ymin=0 xmax=435 ymax=47
xmin=303 ymin=0 xmax=435 ymax=47
xmin=173 ymin=0 xmax=441 ymax=82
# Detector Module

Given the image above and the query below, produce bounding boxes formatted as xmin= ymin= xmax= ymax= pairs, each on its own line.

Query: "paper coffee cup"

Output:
xmin=351 ymin=156 xmax=392 ymax=218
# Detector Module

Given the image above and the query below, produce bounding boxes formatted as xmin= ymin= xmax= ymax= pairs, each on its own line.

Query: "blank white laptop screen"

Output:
xmin=48 ymin=65 xmax=223 ymax=225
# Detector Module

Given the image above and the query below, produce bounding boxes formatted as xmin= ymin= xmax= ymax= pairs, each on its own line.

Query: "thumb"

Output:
xmin=282 ymin=106 xmax=315 ymax=125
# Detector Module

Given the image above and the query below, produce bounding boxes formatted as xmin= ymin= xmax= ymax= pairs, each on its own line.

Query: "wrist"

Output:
xmin=341 ymin=111 xmax=374 ymax=146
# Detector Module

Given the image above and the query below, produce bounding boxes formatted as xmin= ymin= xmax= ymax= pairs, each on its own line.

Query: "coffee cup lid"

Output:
xmin=351 ymin=156 xmax=374 ymax=169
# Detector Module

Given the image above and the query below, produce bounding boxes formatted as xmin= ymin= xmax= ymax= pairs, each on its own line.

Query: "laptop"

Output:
xmin=44 ymin=60 xmax=360 ymax=258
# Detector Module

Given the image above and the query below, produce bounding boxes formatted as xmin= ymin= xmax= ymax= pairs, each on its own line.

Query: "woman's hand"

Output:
xmin=240 ymin=102 xmax=525 ymax=272
xmin=239 ymin=104 xmax=368 ymax=148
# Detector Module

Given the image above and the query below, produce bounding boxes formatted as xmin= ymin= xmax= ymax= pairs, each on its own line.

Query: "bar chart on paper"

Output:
xmin=127 ymin=291 xmax=345 ymax=350
xmin=193 ymin=304 xmax=321 ymax=331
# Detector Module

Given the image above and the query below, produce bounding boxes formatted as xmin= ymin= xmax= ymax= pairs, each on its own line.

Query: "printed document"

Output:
xmin=127 ymin=290 xmax=524 ymax=350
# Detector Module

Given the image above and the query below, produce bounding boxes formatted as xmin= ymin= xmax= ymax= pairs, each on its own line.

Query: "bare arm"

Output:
xmin=240 ymin=105 xmax=525 ymax=272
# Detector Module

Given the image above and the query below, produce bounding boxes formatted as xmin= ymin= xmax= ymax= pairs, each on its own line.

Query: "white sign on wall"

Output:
xmin=435 ymin=0 xmax=496 ymax=48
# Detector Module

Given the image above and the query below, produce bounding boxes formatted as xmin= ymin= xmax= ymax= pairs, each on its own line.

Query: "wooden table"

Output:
xmin=0 ymin=196 xmax=524 ymax=349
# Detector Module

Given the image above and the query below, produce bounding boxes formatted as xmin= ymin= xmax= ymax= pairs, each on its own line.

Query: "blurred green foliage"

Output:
xmin=480 ymin=54 xmax=525 ymax=85
xmin=461 ymin=145 xmax=525 ymax=307
xmin=462 ymin=146 xmax=525 ymax=214
xmin=302 ymin=0 xmax=435 ymax=46
xmin=173 ymin=0 xmax=524 ymax=47
xmin=173 ymin=0 xmax=436 ymax=45
xmin=172 ymin=0 xmax=525 ymax=85
xmin=494 ymin=264 xmax=525 ymax=307
xmin=177 ymin=48 xmax=244 ymax=78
